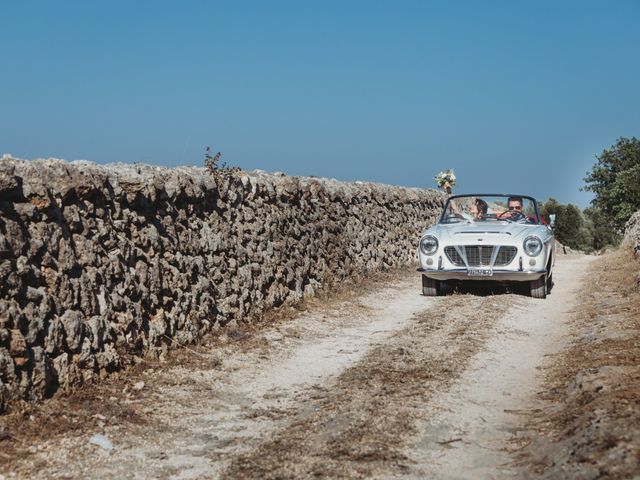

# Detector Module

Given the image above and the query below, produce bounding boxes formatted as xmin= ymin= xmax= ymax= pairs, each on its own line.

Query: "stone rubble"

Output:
xmin=0 ymin=156 xmax=443 ymax=411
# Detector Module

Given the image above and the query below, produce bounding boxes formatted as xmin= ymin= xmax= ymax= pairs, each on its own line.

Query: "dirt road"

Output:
xmin=0 ymin=255 xmax=594 ymax=479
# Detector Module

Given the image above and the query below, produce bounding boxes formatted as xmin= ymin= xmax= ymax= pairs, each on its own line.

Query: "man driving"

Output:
xmin=497 ymin=196 xmax=525 ymax=221
xmin=499 ymin=196 xmax=543 ymax=223
xmin=508 ymin=196 xmax=523 ymax=212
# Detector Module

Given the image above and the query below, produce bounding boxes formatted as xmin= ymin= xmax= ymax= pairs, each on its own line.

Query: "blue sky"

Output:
xmin=1 ymin=1 xmax=639 ymax=207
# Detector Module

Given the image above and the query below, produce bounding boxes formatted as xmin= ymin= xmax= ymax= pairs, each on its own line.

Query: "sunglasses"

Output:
xmin=509 ymin=204 xmax=522 ymax=210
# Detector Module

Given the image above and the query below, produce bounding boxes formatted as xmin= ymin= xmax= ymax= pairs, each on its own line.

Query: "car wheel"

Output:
xmin=439 ymin=280 xmax=452 ymax=296
xmin=422 ymin=275 xmax=440 ymax=296
xmin=546 ymin=272 xmax=554 ymax=294
xmin=530 ymin=274 xmax=547 ymax=299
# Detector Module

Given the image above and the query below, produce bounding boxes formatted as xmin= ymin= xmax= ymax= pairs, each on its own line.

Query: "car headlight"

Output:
xmin=420 ymin=235 xmax=438 ymax=256
xmin=523 ymin=236 xmax=543 ymax=257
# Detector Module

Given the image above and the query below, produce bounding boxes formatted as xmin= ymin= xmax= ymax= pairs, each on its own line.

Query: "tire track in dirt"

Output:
xmin=1 ymin=257 xmax=593 ymax=480
xmin=400 ymin=255 xmax=594 ymax=479
xmin=222 ymin=294 xmax=514 ymax=479
xmin=222 ymin=256 xmax=593 ymax=480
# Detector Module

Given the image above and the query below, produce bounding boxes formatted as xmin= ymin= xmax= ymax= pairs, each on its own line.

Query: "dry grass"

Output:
xmin=222 ymin=294 xmax=510 ymax=479
xmin=519 ymin=248 xmax=640 ymax=479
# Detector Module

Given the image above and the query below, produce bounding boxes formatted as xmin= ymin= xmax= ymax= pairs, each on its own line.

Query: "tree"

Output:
xmin=583 ymin=207 xmax=621 ymax=251
xmin=562 ymin=204 xmax=585 ymax=249
xmin=583 ymin=137 xmax=640 ymax=231
xmin=538 ymin=198 xmax=618 ymax=252
xmin=540 ymin=198 xmax=583 ymax=249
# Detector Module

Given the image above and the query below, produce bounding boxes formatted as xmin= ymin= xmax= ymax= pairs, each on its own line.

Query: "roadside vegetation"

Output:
xmin=539 ymin=137 xmax=640 ymax=253
xmin=203 ymin=146 xmax=241 ymax=179
xmin=538 ymin=199 xmax=620 ymax=253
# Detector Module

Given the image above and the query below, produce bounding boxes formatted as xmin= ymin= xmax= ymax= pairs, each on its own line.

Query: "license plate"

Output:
xmin=467 ymin=268 xmax=493 ymax=277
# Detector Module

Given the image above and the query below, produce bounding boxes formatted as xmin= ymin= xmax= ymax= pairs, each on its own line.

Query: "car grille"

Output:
xmin=444 ymin=247 xmax=464 ymax=266
xmin=444 ymin=246 xmax=517 ymax=267
xmin=465 ymin=245 xmax=493 ymax=266
xmin=494 ymin=246 xmax=517 ymax=266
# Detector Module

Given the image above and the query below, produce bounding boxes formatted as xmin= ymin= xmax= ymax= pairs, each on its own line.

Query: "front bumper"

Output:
xmin=417 ymin=268 xmax=547 ymax=282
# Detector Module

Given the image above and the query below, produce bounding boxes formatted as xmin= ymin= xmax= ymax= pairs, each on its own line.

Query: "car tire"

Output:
xmin=439 ymin=280 xmax=452 ymax=296
xmin=546 ymin=272 xmax=554 ymax=294
xmin=530 ymin=274 xmax=547 ymax=299
xmin=422 ymin=275 xmax=440 ymax=296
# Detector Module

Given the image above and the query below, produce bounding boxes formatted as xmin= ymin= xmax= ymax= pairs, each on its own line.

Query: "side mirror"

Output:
xmin=549 ymin=214 xmax=556 ymax=228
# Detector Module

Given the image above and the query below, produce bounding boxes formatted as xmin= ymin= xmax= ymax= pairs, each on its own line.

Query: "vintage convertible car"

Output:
xmin=417 ymin=194 xmax=555 ymax=298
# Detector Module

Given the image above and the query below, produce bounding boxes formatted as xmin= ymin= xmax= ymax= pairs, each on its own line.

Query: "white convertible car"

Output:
xmin=418 ymin=194 xmax=555 ymax=298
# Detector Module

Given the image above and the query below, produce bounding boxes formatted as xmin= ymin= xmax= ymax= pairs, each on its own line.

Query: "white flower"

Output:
xmin=434 ymin=169 xmax=456 ymax=188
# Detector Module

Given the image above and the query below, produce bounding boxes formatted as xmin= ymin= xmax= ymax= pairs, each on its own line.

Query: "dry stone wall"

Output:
xmin=624 ymin=211 xmax=640 ymax=288
xmin=624 ymin=211 xmax=640 ymax=259
xmin=0 ymin=156 xmax=443 ymax=410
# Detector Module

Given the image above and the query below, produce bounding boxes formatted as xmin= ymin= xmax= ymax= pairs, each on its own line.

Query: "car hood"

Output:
xmin=422 ymin=221 xmax=538 ymax=243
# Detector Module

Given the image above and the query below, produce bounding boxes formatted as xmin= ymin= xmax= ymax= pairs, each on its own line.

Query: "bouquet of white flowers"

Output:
xmin=434 ymin=169 xmax=456 ymax=193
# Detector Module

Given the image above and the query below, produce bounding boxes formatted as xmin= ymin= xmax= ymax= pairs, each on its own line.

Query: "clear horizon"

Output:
xmin=2 ymin=1 xmax=639 ymax=208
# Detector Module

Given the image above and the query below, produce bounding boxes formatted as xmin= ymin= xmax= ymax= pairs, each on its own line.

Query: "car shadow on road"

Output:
xmin=440 ymin=281 xmax=528 ymax=297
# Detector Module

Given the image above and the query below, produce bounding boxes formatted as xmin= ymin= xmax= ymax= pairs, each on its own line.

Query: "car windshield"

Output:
xmin=439 ymin=195 xmax=541 ymax=224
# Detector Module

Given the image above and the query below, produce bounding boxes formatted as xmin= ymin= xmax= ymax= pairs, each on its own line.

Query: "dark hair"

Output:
xmin=475 ymin=198 xmax=488 ymax=214
xmin=508 ymin=196 xmax=523 ymax=205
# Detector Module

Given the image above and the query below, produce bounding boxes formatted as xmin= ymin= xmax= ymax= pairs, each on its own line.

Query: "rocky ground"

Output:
xmin=6 ymin=253 xmax=636 ymax=479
